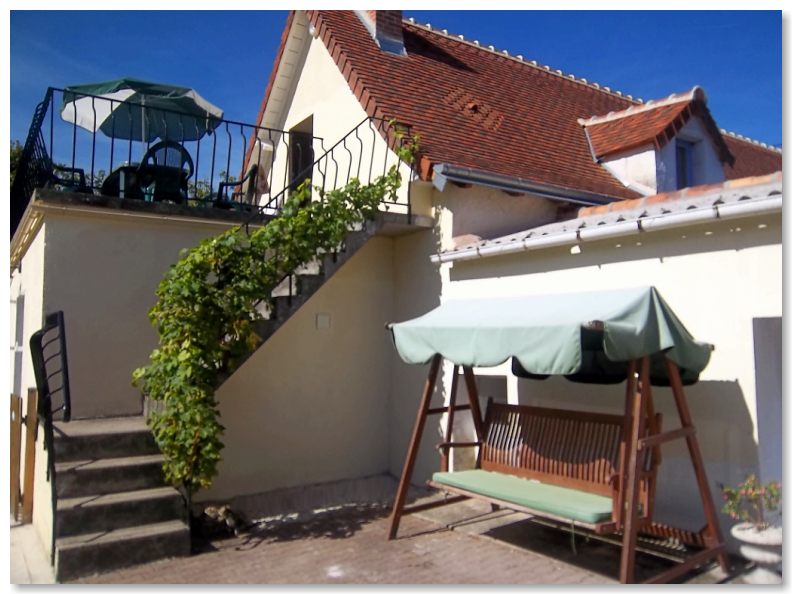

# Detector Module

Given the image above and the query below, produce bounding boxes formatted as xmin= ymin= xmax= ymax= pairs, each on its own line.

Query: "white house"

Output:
xmin=10 ymin=9 xmax=781 ymax=580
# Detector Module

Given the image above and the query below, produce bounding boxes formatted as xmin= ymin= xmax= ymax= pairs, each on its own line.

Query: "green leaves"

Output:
xmin=720 ymin=474 xmax=782 ymax=530
xmin=132 ymin=158 xmax=409 ymax=497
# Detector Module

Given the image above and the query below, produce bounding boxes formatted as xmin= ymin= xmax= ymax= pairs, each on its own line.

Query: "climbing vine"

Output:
xmin=133 ymin=135 xmax=417 ymax=499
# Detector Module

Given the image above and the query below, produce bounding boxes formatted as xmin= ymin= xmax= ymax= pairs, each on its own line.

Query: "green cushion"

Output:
xmin=432 ymin=469 xmax=613 ymax=525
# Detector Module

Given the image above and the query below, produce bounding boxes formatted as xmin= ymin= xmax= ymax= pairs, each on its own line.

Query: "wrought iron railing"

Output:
xmin=252 ymin=116 xmax=414 ymax=219
xmin=29 ymin=310 xmax=71 ymax=563
xmin=12 ymin=87 xmax=416 ymax=238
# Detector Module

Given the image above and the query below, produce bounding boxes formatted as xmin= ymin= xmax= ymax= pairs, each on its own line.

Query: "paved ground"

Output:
xmin=67 ymin=498 xmax=746 ymax=585
xmin=10 ymin=520 xmax=56 ymax=584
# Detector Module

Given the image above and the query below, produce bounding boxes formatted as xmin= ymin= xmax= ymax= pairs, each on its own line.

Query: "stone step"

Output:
xmin=272 ymin=294 xmax=304 ymax=321
xmin=296 ymin=273 xmax=325 ymax=296
xmin=55 ymin=454 xmax=166 ymax=498
xmin=220 ymin=223 xmax=382 ymax=388
xmin=57 ymin=486 xmax=185 ymax=538
xmin=271 ymin=272 xmax=323 ymax=298
xmin=320 ymin=230 xmax=369 ymax=277
xmin=55 ymin=520 xmax=190 ymax=582
xmin=53 ymin=416 xmax=159 ymax=462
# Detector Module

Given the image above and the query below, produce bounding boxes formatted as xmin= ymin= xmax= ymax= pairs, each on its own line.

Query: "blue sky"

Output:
xmin=10 ymin=10 xmax=782 ymax=147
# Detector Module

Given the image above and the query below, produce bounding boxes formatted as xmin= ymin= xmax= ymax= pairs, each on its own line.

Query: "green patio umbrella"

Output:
xmin=60 ymin=77 xmax=224 ymax=142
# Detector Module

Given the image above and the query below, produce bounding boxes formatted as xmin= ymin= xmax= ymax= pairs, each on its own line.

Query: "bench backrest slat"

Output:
xmin=481 ymin=402 xmax=623 ymax=497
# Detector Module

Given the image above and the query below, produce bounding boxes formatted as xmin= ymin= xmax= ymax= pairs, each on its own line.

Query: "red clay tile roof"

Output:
xmin=306 ymin=10 xmax=641 ymax=201
xmin=584 ymin=100 xmax=690 ymax=159
xmin=580 ymin=87 xmax=734 ymax=165
xmin=259 ymin=12 xmax=778 ymax=202
xmin=723 ymin=134 xmax=782 ymax=179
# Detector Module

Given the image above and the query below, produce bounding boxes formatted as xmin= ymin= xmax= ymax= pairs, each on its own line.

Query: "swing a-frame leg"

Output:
xmin=619 ymin=356 xmax=728 ymax=584
xmin=388 ymin=357 xmax=484 ymax=540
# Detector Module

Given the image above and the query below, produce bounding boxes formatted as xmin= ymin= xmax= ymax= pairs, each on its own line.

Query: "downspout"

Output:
xmin=431 ymin=195 xmax=781 ymax=264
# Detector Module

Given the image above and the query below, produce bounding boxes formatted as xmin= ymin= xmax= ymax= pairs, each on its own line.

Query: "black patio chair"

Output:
xmin=138 ymin=140 xmax=194 ymax=204
xmin=213 ymin=164 xmax=259 ymax=212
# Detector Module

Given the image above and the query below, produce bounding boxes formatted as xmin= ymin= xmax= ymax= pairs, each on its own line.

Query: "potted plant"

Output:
xmin=720 ymin=474 xmax=782 ymax=584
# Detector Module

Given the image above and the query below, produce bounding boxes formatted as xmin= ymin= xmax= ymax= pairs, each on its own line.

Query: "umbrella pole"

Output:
xmin=141 ymin=95 xmax=147 ymax=150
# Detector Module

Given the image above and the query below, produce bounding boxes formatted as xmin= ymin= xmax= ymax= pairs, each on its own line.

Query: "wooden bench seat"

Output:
xmin=432 ymin=469 xmax=614 ymax=525
xmin=429 ymin=400 xmax=659 ymax=533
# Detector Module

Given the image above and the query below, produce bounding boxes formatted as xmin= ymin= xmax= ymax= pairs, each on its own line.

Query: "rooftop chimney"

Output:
xmin=355 ymin=10 xmax=406 ymax=56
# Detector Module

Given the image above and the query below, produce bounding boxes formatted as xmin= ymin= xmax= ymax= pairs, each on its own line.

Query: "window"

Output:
xmin=675 ymin=140 xmax=695 ymax=189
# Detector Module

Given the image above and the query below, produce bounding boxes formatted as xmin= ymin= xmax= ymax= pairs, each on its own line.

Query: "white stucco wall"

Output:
xmin=10 ymin=225 xmax=46 ymax=403
xmin=10 ymin=227 xmax=54 ymax=555
xmin=24 ymin=209 xmax=245 ymax=419
xmin=206 ymin=237 xmax=396 ymax=501
xmin=600 ymin=145 xmax=657 ymax=195
xmin=258 ymin=12 xmax=413 ymax=213
xmin=435 ymin=184 xmax=559 ymax=248
xmin=438 ymin=212 xmax=781 ymax=531
xmin=600 ymin=116 xmax=726 ymax=194
xmin=388 ymin=227 xmax=445 ymax=484
xmin=656 ymin=117 xmax=726 ymax=192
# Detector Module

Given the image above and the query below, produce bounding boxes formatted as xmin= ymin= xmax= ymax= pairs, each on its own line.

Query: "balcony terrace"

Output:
xmin=11 ymin=87 xmax=418 ymax=246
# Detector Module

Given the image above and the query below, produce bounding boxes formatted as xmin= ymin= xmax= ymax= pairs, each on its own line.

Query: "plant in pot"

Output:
xmin=720 ymin=474 xmax=782 ymax=584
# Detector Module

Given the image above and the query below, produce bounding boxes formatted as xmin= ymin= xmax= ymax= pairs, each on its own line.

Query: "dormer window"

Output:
xmin=579 ymin=87 xmax=735 ymax=195
xmin=676 ymin=140 xmax=695 ymax=189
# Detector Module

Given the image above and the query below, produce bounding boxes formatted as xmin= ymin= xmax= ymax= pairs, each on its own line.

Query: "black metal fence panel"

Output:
xmin=11 ymin=87 xmax=415 ymax=237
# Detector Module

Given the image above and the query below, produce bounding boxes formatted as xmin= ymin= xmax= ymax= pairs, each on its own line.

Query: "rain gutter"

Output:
xmin=432 ymin=163 xmax=616 ymax=206
xmin=431 ymin=194 xmax=781 ymax=264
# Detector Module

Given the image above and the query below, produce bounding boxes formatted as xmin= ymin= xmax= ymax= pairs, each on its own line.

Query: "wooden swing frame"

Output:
xmin=387 ymin=353 xmax=729 ymax=584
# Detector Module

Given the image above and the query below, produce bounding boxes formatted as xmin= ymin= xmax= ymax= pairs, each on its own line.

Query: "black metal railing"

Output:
xmin=253 ymin=116 xmax=414 ymax=217
xmin=12 ymin=87 xmax=416 ymax=238
xmin=238 ymin=116 xmax=415 ymax=314
xmin=29 ymin=310 xmax=71 ymax=563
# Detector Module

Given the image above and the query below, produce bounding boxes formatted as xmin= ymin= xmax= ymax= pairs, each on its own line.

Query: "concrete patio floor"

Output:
xmin=70 ymin=496 xmax=750 ymax=585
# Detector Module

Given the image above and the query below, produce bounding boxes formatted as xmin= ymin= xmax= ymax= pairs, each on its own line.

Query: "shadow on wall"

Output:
xmin=449 ymin=217 xmax=780 ymax=283
xmin=516 ymin=376 xmax=758 ymax=535
xmin=388 ymin=222 xmax=445 ymax=487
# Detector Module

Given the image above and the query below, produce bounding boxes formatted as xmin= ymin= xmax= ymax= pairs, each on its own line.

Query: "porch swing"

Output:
xmin=385 ymin=286 xmax=729 ymax=584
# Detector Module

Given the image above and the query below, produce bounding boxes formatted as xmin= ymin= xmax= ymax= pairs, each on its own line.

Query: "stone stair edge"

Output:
xmin=55 ymin=453 xmax=164 ymax=472
xmin=55 ymin=519 xmax=189 ymax=550
xmin=58 ymin=486 xmax=182 ymax=510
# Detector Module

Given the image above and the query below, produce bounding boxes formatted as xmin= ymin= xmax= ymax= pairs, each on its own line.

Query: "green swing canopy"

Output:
xmin=388 ymin=286 xmax=713 ymax=385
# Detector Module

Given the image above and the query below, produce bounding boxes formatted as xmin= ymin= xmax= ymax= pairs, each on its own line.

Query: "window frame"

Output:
xmin=675 ymin=139 xmax=696 ymax=189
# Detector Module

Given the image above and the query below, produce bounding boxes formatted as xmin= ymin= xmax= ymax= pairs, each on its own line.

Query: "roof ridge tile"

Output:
xmin=579 ymin=87 xmax=702 ymax=127
xmin=720 ymin=129 xmax=781 ymax=153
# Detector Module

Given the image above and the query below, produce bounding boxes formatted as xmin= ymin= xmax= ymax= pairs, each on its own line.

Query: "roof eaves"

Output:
xmin=432 ymin=163 xmax=621 ymax=206
xmin=433 ymin=172 xmax=782 ymax=264
xmin=245 ymin=10 xmax=297 ymax=169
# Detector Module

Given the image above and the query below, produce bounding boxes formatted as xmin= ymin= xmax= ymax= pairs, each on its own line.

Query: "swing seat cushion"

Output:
xmin=432 ymin=469 xmax=613 ymax=525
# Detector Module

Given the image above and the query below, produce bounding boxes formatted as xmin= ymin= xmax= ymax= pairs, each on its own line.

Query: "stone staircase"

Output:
xmin=51 ymin=416 xmax=189 ymax=582
xmin=49 ymin=214 xmax=423 ymax=580
xmin=227 ymin=216 xmax=390 ymax=376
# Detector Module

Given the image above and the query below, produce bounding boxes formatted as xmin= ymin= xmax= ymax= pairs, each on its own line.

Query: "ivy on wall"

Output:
xmin=133 ymin=137 xmax=417 ymax=501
